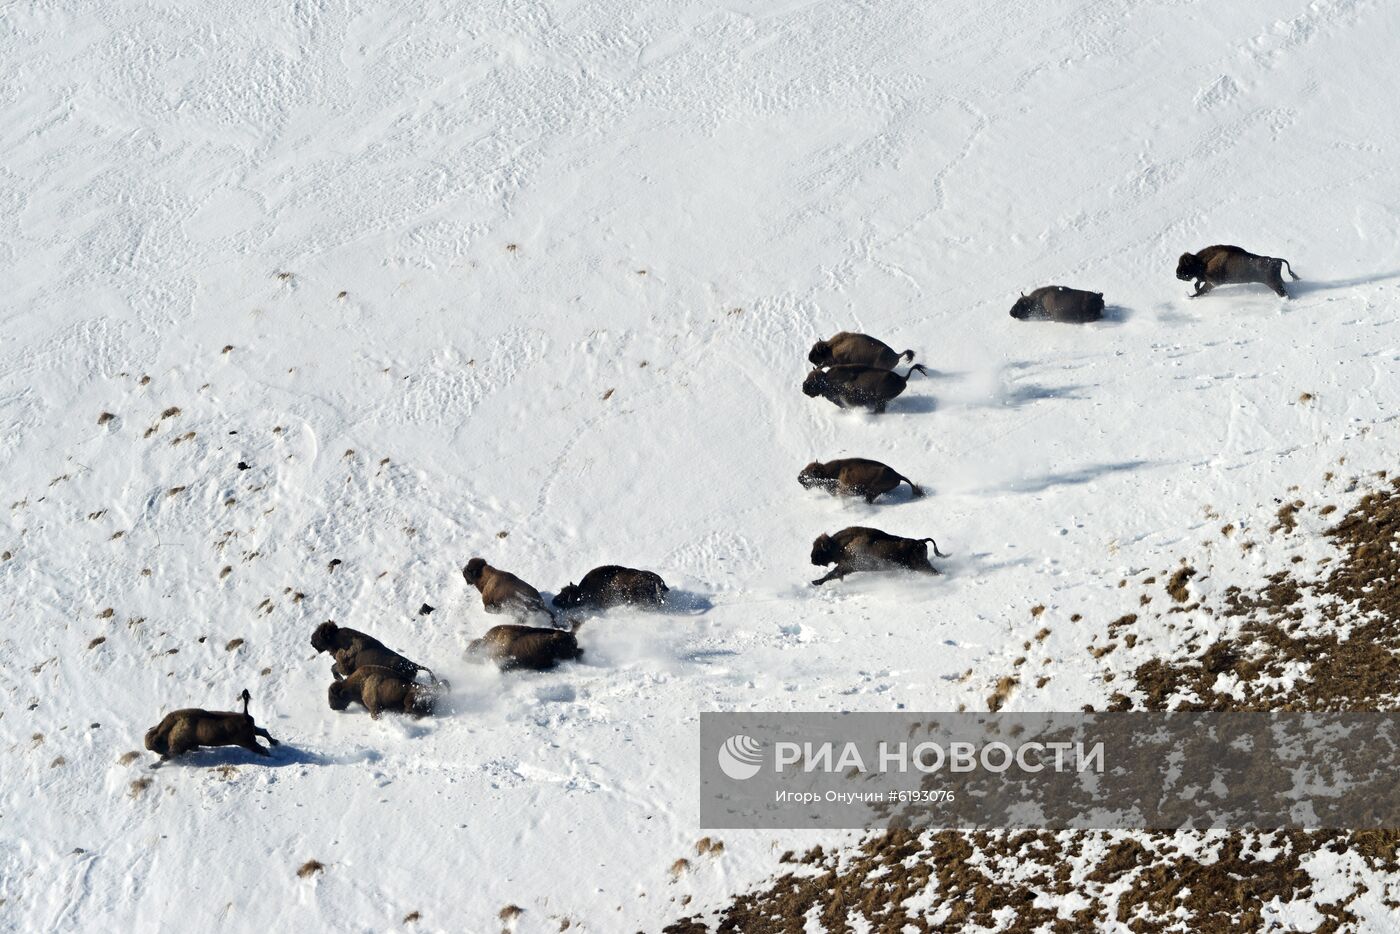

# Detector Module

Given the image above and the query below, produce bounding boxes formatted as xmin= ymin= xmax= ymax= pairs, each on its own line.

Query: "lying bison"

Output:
xmin=1177 ymin=245 xmax=1299 ymax=298
xmin=799 ymin=458 xmax=923 ymax=503
xmin=810 ymin=526 xmax=948 ymax=585
xmin=463 ymin=557 xmax=555 ymax=625
xmin=1009 ymin=286 xmax=1105 ymax=323
xmin=144 ymin=689 xmax=279 ymax=760
xmin=466 ymin=624 xmax=582 ymax=671
xmin=553 ymin=565 xmax=668 ymax=611
xmin=809 ymin=332 xmax=915 ymax=370
xmin=327 ymin=666 xmax=437 ymax=719
xmin=310 ymin=621 xmax=442 ymax=686
xmin=803 ymin=363 xmax=929 ymax=414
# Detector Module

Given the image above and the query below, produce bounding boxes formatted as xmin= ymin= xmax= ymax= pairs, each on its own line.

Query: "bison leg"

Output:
xmin=238 ymin=736 xmax=272 ymax=757
xmin=811 ymin=565 xmax=851 ymax=586
xmin=255 ymin=727 xmax=280 ymax=746
xmin=1268 ymin=270 xmax=1289 ymax=298
xmin=1190 ymin=280 xmax=1214 ymax=297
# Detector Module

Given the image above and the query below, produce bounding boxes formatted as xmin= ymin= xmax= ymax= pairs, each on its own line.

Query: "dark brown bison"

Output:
xmin=463 ymin=557 xmax=555 ymax=625
xmin=1176 ymin=245 xmax=1299 ymax=298
xmin=310 ymin=621 xmax=441 ymax=686
xmin=808 ymin=332 xmax=915 ymax=370
xmin=144 ymin=689 xmax=279 ymax=760
xmin=798 ymin=458 xmax=923 ymax=504
xmin=553 ymin=565 xmax=668 ymax=610
xmin=466 ymin=624 xmax=582 ymax=671
xmin=810 ymin=526 xmax=948 ymax=586
xmin=327 ymin=666 xmax=437 ymax=719
xmin=1009 ymin=286 xmax=1105 ymax=323
xmin=802 ymin=364 xmax=929 ymax=414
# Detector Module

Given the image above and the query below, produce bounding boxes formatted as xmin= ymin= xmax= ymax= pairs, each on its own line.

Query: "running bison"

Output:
xmin=328 ymin=666 xmax=438 ymax=719
xmin=798 ymin=458 xmax=923 ymax=503
xmin=553 ymin=565 xmax=669 ymax=611
xmin=310 ymin=621 xmax=441 ymax=686
xmin=463 ymin=557 xmax=555 ymax=625
xmin=803 ymin=364 xmax=929 ymax=414
xmin=466 ymin=624 xmax=582 ymax=671
xmin=809 ymin=332 xmax=915 ymax=370
xmin=810 ymin=526 xmax=948 ymax=586
xmin=1009 ymin=286 xmax=1105 ymax=323
xmin=1176 ymin=245 xmax=1299 ymax=298
xmin=144 ymin=689 xmax=279 ymax=760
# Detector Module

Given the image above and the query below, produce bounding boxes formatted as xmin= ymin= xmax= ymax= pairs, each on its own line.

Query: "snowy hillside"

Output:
xmin=4 ymin=0 xmax=1400 ymax=930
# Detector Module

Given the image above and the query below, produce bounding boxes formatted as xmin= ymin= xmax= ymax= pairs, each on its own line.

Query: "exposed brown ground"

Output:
xmin=666 ymin=478 xmax=1400 ymax=932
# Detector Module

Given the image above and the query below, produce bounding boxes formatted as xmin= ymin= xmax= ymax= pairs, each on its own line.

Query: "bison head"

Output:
xmin=462 ymin=557 xmax=488 ymax=586
xmin=406 ymin=685 xmax=436 ymax=717
xmin=310 ymin=620 xmax=339 ymax=653
xmin=552 ymin=583 xmax=583 ymax=609
xmin=797 ymin=461 xmax=832 ymax=489
xmin=1009 ymin=294 xmax=1037 ymax=320
xmin=810 ymin=533 xmax=840 ymax=566
xmin=801 ymin=369 xmax=829 ymax=398
xmin=1176 ymin=252 xmax=1203 ymax=281
xmin=807 ymin=340 xmax=834 ymax=367
xmin=143 ymin=725 xmax=168 ymax=756
xmin=326 ymin=681 xmax=351 ymax=711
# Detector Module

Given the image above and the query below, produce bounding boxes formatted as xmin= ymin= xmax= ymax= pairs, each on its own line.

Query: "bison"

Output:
xmin=553 ymin=565 xmax=669 ymax=611
xmin=810 ymin=526 xmax=948 ymax=586
xmin=798 ymin=458 xmax=923 ymax=504
xmin=1009 ymin=286 xmax=1105 ymax=323
xmin=466 ymin=624 xmax=583 ymax=671
xmin=310 ymin=621 xmax=442 ymax=686
xmin=144 ymin=689 xmax=279 ymax=760
xmin=802 ymin=363 xmax=929 ymax=414
xmin=463 ymin=557 xmax=555 ymax=625
xmin=1176 ymin=245 xmax=1299 ymax=298
xmin=808 ymin=332 xmax=915 ymax=370
xmin=327 ymin=666 xmax=437 ymax=719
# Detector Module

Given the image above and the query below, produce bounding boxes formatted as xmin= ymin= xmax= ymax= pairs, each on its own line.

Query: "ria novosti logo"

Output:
xmin=717 ymin=734 xmax=764 ymax=780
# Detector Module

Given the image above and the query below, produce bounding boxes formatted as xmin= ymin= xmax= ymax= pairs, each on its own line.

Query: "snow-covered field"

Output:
xmin=4 ymin=0 xmax=1400 ymax=930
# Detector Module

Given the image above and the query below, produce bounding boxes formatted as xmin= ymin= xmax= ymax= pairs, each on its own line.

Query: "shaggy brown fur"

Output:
xmin=466 ymin=624 xmax=582 ymax=671
xmin=798 ymin=458 xmax=923 ymax=504
xmin=808 ymin=332 xmax=915 ymax=370
xmin=802 ymin=364 xmax=928 ymax=414
xmin=809 ymin=526 xmax=948 ymax=586
xmin=327 ymin=666 xmax=437 ymax=719
xmin=144 ymin=689 xmax=279 ymax=759
xmin=463 ymin=557 xmax=555 ymax=624
xmin=311 ymin=621 xmax=438 ymax=685
xmin=311 ymin=620 xmax=382 ymax=656
xmin=1176 ymin=244 xmax=1299 ymax=298
xmin=553 ymin=565 xmax=668 ymax=610
xmin=1009 ymin=286 xmax=1104 ymax=323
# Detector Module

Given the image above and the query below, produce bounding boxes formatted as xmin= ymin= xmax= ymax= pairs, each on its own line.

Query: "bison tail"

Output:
xmin=1281 ymin=259 xmax=1300 ymax=281
xmin=900 ymin=349 xmax=916 ymax=363
xmin=920 ymin=537 xmax=949 ymax=558
xmin=904 ymin=363 xmax=930 ymax=381
xmin=905 ymin=478 xmax=925 ymax=498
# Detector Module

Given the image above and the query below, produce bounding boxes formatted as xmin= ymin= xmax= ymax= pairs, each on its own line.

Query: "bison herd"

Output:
xmin=144 ymin=243 xmax=1299 ymax=759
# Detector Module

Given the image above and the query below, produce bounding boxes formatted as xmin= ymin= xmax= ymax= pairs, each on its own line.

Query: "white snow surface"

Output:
xmin=4 ymin=0 xmax=1400 ymax=930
